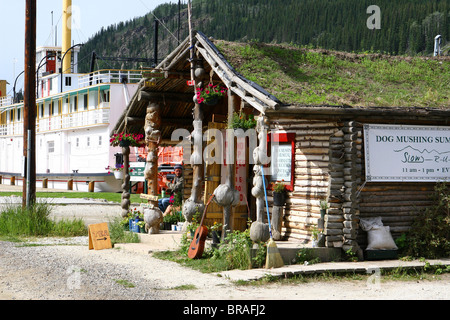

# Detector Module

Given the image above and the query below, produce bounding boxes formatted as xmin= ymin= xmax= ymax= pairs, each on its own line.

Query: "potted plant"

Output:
xmin=110 ymin=132 xmax=146 ymax=148
xmin=319 ymin=200 xmax=329 ymax=220
xmin=186 ymin=209 xmax=201 ymax=237
xmin=210 ymin=221 xmax=222 ymax=245
xmin=137 ymin=220 xmax=146 ymax=233
xmin=229 ymin=111 xmax=257 ymax=130
xmin=195 ymin=84 xmax=228 ymax=105
xmin=311 ymin=226 xmax=321 ymax=247
xmin=272 ymin=182 xmax=287 ymax=206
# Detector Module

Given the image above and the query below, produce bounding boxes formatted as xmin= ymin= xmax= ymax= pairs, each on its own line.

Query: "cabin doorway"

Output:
xmin=203 ymin=121 xmax=250 ymax=232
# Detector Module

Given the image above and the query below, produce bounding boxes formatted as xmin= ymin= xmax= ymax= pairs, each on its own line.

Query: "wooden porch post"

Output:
xmin=121 ymin=145 xmax=130 ymax=217
xmin=222 ymin=90 xmax=238 ymax=238
xmin=143 ymin=102 xmax=164 ymax=234
xmin=250 ymin=116 xmax=271 ymax=242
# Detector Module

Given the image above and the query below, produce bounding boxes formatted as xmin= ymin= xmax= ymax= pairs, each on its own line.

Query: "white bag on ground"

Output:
xmin=366 ymin=226 xmax=398 ymax=250
xmin=360 ymin=217 xmax=398 ymax=250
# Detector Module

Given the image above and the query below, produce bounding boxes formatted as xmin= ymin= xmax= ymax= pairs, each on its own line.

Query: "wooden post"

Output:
xmin=11 ymin=176 xmax=16 ymax=186
xmin=88 ymin=181 xmax=95 ymax=193
xmin=249 ymin=116 xmax=271 ymax=242
xmin=222 ymin=90 xmax=238 ymax=238
xmin=23 ymin=0 xmax=37 ymax=208
xmin=42 ymin=178 xmax=48 ymax=189
xmin=143 ymin=102 xmax=162 ymax=209
xmin=67 ymin=179 xmax=73 ymax=191
xmin=121 ymin=145 xmax=131 ymax=217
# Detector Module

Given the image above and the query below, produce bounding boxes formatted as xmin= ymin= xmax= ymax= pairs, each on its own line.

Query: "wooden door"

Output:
xmin=203 ymin=122 xmax=227 ymax=227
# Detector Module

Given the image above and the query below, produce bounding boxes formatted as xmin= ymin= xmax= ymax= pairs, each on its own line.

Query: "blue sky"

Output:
xmin=0 ymin=0 xmax=173 ymax=94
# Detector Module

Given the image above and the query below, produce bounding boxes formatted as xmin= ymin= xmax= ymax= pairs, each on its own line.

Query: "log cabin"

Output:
xmin=112 ymin=31 xmax=450 ymax=253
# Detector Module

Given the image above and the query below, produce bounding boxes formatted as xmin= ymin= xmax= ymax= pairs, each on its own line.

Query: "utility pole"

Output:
xmin=23 ymin=0 xmax=37 ymax=208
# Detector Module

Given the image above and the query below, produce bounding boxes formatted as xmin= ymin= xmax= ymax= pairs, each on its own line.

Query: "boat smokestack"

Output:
xmin=62 ymin=0 xmax=72 ymax=73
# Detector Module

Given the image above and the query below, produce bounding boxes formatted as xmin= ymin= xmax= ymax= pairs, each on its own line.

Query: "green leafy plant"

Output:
xmin=273 ymin=182 xmax=287 ymax=193
xmin=319 ymin=200 xmax=330 ymax=210
xmin=402 ymin=182 xmax=450 ymax=259
xmin=211 ymin=229 xmax=253 ymax=270
xmin=229 ymin=111 xmax=257 ymax=130
xmin=209 ymin=221 xmax=222 ymax=232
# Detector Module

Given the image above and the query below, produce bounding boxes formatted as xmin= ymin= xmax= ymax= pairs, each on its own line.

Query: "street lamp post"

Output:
xmin=60 ymin=43 xmax=83 ymax=93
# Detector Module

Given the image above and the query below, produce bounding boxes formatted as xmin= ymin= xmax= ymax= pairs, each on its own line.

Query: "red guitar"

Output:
xmin=188 ymin=195 xmax=215 ymax=259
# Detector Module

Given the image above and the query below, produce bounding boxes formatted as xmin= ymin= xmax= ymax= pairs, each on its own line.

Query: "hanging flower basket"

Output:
xmin=106 ymin=164 xmax=125 ymax=180
xmin=110 ymin=133 xmax=145 ymax=147
xmin=196 ymin=84 xmax=228 ymax=105
xmin=113 ymin=171 xmax=123 ymax=180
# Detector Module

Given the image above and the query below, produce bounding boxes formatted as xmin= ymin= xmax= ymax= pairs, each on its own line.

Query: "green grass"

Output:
xmin=0 ymin=201 xmax=87 ymax=239
xmin=0 ymin=191 xmax=143 ymax=204
xmin=216 ymin=41 xmax=450 ymax=108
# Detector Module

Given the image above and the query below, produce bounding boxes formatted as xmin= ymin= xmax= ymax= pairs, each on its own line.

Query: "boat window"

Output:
xmin=83 ymin=94 xmax=88 ymax=110
xmin=48 ymin=141 xmax=55 ymax=153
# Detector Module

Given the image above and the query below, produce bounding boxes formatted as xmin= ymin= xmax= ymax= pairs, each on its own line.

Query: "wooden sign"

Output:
xmin=140 ymin=193 xmax=159 ymax=202
xmin=88 ymin=223 xmax=112 ymax=250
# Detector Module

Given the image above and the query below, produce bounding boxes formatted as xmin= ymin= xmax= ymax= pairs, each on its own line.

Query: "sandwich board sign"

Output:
xmin=88 ymin=223 xmax=112 ymax=250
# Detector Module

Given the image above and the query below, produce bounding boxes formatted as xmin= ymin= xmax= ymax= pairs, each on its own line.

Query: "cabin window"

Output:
xmin=76 ymin=138 xmax=79 ymax=147
xmin=17 ymin=108 xmax=21 ymax=121
xmin=98 ymin=136 xmax=102 ymax=146
xmin=87 ymin=137 xmax=91 ymax=147
xmin=65 ymin=76 xmax=72 ymax=87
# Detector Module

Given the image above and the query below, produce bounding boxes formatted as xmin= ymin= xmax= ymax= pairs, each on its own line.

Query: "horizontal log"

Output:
xmin=295 ymin=154 xmax=329 ymax=161
xmin=296 ymin=141 xmax=330 ymax=148
xmin=295 ymin=168 xmax=328 ymax=175
xmin=295 ymin=147 xmax=329 ymax=155
xmin=295 ymin=135 xmax=331 ymax=142
xmin=295 ymin=160 xmax=329 ymax=168
xmin=359 ymin=200 xmax=431 ymax=207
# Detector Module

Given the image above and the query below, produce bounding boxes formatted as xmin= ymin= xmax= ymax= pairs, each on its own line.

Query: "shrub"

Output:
xmin=403 ymin=183 xmax=450 ymax=259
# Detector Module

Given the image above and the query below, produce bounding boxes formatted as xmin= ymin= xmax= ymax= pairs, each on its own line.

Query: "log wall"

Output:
xmin=271 ymin=117 xmax=441 ymax=251
xmin=270 ymin=119 xmax=339 ymax=242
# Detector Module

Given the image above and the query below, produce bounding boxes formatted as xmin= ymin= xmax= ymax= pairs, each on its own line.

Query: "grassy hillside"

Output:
xmin=216 ymin=40 xmax=450 ymax=108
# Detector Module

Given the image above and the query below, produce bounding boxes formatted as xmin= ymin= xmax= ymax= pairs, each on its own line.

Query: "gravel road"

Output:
xmin=1 ymin=237 xmax=449 ymax=301
xmin=0 ymin=197 xmax=449 ymax=301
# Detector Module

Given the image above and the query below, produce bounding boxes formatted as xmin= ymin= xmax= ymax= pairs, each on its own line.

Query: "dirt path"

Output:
xmin=1 ymin=239 xmax=449 ymax=301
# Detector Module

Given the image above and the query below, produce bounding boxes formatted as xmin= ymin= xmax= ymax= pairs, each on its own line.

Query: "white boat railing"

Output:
xmin=0 ymin=122 xmax=23 ymax=136
xmin=38 ymin=108 xmax=111 ymax=133
xmin=0 ymin=96 xmax=13 ymax=107
xmin=78 ymin=70 xmax=143 ymax=89
xmin=0 ymin=108 xmax=110 ymax=136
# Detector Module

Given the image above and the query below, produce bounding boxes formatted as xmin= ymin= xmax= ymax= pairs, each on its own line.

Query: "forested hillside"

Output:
xmin=78 ymin=0 xmax=449 ymax=72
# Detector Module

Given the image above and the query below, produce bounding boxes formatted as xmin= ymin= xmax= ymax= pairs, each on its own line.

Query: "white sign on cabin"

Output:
xmin=364 ymin=124 xmax=450 ymax=182
xmin=270 ymin=144 xmax=293 ymax=182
